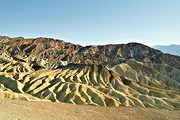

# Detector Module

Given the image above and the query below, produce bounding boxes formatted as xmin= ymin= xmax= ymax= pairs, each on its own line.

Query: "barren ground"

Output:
xmin=0 ymin=99 xmax=179 ymax=120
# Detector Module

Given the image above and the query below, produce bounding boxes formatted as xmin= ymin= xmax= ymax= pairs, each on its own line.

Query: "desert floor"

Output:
xmin=0 ymin=99 xmax=179 ymax=120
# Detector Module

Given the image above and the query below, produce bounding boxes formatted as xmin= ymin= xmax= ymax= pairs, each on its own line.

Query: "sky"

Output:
xmin=0 ymin=0 xmax=180 ymax=46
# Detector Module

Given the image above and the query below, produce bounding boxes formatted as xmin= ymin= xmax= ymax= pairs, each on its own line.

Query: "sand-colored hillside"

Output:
xmin=0 ymin=36 xmax=180 ymax=111
xmin=0 ymin=53 xmax=180 ymax=109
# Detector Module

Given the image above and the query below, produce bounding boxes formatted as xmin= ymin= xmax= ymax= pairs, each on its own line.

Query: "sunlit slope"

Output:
xmin=0 ymin=54 xmax=179 ymax=109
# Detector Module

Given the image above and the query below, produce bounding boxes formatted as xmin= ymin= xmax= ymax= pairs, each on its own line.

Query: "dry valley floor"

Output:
xmin=0 ymin=99 xmax=179 ymax=120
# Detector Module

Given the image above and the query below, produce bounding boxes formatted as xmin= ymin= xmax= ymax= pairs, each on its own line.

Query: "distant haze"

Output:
xmin=152 ymin=45 xmax=180 ymax=56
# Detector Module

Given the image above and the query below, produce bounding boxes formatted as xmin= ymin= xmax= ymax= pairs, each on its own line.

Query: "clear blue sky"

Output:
xmin=0 ymin=0 xmax=180 ymax=46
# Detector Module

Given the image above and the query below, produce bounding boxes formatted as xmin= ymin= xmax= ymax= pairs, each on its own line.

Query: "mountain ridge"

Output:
xmin=0 ymin=36 xmax=180 ymax=68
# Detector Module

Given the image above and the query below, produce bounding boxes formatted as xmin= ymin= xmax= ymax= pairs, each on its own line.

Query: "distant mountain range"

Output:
xmin=152 ymin=45 xmax=180 ymax=56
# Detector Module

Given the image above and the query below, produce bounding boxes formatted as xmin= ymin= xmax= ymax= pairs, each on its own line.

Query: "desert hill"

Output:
xmin=0 ymin=36 xmax=180 ymax=110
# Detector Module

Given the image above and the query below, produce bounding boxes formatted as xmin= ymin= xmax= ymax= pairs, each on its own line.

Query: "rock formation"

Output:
xmin=0 ymin=36 xmax=179 ymax=109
